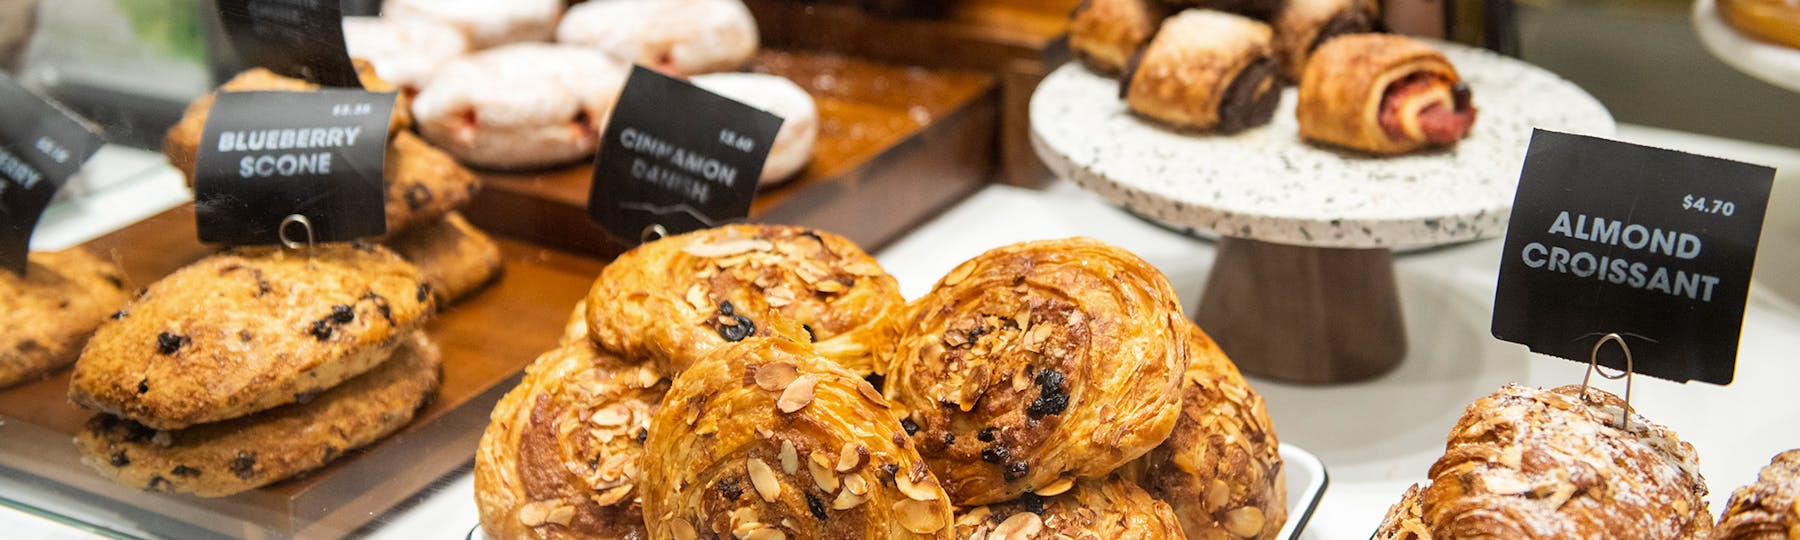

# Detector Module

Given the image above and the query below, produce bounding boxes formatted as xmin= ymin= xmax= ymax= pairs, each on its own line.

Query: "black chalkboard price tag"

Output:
xmin=216 ymin=0 xmax=360 ymax=87
xmin=588 ymin=66 xmax=783 ymax=246
xmin=193 ymin=89 xmax=393 ymax=245
xmin=0 ymin=74 xmax=105 ymax=276
xmin=1492 ymin=129 xmax=1777 ymax=385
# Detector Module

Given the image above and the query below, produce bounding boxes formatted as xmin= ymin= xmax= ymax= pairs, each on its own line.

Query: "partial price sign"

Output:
xmin=1492 ymin=129 xmax=1777 ymax=384
xmin=0 ymin=74 xmax=105 ymax=275
xmin=217 ymin=0 xmax=360 ymax=87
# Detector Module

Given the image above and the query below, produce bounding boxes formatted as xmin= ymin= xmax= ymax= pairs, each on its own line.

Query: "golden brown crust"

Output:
xmin=1121 ymin=324 xmax=1286 ymax=539
xmin=1124 ymin=10 xmax=1274 ymax=130
xmin=0 ymin=249 xmax=130 ymax=388
xmin=1373 ymin=385 xmax=1713 ymax=540
xmin=1272 ymin=0 xmax=1380 ymax=80
xmin=584 ymin=224 xmax=904 ymax=377
xmin=475 ymin=340 xmax=666 ymax=540
xmin=1373 ymin=484 xmax=1428 ymax=540
xmin=387 ymin=212 xmax=503 ymax=304
xmin=886 ymin=238 xmax=1186 ymax=506
xmin=1296 ymin=33 xmax=1460 ymax=155
xmin=1719 ymin=0 xmax=1800 ymax=50
xmin=1714 ymin=449 xmax=1800 ymax=540
xmin=641 ymin=336 xmax=956 ymax=539
xmin=1070 ymin=0 xmax=1168 ymax=75
xmin=68 ymin=243 xmax=434 ymax=430
xmin=953 ymin=476 xmax=1185 ymax=540
xmin=73 ymin=332 xmax=441 ymax=497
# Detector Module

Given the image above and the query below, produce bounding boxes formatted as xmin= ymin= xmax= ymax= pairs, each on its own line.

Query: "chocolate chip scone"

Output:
xmin=69 ymin=243 xmax=434 ymax=430
xmin=74 ymin=331 xmax=441 ymax=497
xmin=387 ymin=212 xmax=503 ymax=305
xmin=1 ymin=249 xmax=131 ymax=388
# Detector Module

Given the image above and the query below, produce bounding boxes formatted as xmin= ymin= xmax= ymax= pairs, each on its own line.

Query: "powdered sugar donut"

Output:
xmin=382 ymin=0 xmax=561 ymax=49
xmin=555 ymin=0 xmax=758 ymax=76
xmin=342 ymin=16 xmax=469 ymax=96
xmin=413 ymin=44 xmax=629 ymax=170
xmin=689 ymin=73 xmax=818 ymax=186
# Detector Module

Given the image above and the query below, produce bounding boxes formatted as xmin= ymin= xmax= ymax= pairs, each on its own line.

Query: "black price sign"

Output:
xmin=588 ymin=66 xmax=782 ymax=245
xmin=217 ymin=0 xmax=360 ymax=87
xmin=0 ymin=74 xmax=105 ymax=276
xmin=194 ymin=90 xmax=393 ymax=245
xmin=1492 ymin=129 xmax=1776 ymax=384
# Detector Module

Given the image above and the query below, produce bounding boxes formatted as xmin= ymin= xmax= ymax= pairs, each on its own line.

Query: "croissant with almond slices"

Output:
xmin=1714 ymin=449 xmax=1800 ymax=540
xmin=954 ymin=476 xmax=1185 ymax=540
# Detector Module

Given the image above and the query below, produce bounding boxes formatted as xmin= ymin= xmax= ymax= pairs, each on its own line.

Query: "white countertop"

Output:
xmin=5 ymin=124 xmax=1798 ymax=539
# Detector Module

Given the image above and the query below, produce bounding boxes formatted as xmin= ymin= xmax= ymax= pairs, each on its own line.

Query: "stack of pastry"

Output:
xmin=1714 ymin=449 xmax=1800 ymax=539
xmin=0 ymin=249 xmax=131 ymax=389
xmin=161 ymin=61 xmax=503 ymax=305
xmin=68 ymin=244 xmax=440 ymax=496
xmin=476 ymin=231 xmax=1288 ymax=539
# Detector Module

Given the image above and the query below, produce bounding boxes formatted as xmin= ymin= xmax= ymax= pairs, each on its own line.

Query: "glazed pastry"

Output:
xmin=640 ymin=336 xmax=956 ymax=538
xmin=381 ymin=0 xmax=562 ymax=49
xmin=0 ymin=249 xmax=130 ymax=388
xmin=1297 ymin=33 xmax=1477 ymax=155
xmin=689 ymin=73 xmax=819 ymax=186
xmin=1068 ymin=0 xmax=1168 ymax=75
xmin=1371 ymin=385 xmax=1713 ymax=540
xmin=1273 ymin=0 xmax=1380 ymax=81
xmin=475 ymin=340 xmax=666 ymax=540
xmin=1714 ymin=449 xmax=1800 ymax=539
xmin=1123 ymin=10 xmax=1283 ymax=134
xmin=69 ymin=243 xmax=434 ymax=430
xmin=74 ymin=332 xmax=440 ymax=497
xmin=1121 ymin=324 xmax=1286 ymax=539
xmin=413 ymin=44 xmax=629 ymax=170
xmin=386 ymin=212 xmax=503 ymax=304
xmin=886 ymin=238 xmax=1187 ymax=505
xmin=555 ymin=0 xmax=759 ymax=77
xmin=1719 ymin=0 xmax=1800 ymax=50
xmin=342 ymin=16 xmax=470 ymax=96
xmin=953 ymin=476 xmax=1185 ymax=540
xmin=584 ymin=224 xmax=904 ymax=378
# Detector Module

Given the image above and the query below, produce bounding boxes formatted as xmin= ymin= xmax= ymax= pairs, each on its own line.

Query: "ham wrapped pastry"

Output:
xmin=1297 ymin=34 xmax=1477 ymax=155
xmin=1714 ymin=449 xmax=1800 ymax=540
xmin=1272 ymin=0 xmax=1380 ymax=81
xmin=1123 ymin=10 xmax=1283 ymax=134
xmin=1069 ymin=0 xmax=1169 ymax=75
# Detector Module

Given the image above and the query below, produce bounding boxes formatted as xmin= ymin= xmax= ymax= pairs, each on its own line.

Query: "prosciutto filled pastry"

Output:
xmin=1297 ymin=34 xmax=1477 ymax=155
xmin=1069 ymin=0 xmax=1169 ymax=75
xmin=1713 ymin=449 xmax=1800 ymax=540
xmin=953 ymin=476 xmax=1185 ymax=540
xmin=1272 ymin=0 xmax=1380 ymax=81
xmin=1123 ymin=10 xmax=1283 ymax=134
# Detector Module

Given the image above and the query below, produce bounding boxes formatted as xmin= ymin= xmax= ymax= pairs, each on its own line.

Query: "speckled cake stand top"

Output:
xmin=1031 ymin=40 xmax=1616 ymax=249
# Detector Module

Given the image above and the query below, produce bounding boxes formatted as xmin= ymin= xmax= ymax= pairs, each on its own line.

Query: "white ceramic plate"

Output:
xmin=1693 ymin=0 xmax=1800 ymax=92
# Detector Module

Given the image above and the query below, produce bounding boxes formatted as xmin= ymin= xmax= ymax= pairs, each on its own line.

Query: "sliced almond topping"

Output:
xmin=1222 ymin=506 xmax=1265 ymax=538
xmin=517 ymin=501 xmax=552 ymax=527
xmin=893 ymin=499 xmax=947 ymax=533
xmin=1205 ymin=479 xmax=1231 ymax=512
xmin=895 ymin=471 xmax=940 ymax=501
xmin=545 ymin=504 xmax=576 ymax=526
xmin=685 ymin=285 xmax=710 ymax=311
xmin=992 ymin=512 xmax=1043 ymax=539
xmin=1034 ymin=477 xmax=1074 ymax=497
xmin=596 ymin=484 xmax=633 ymax=506
xmin=814 ymin=279 xmax=847 ymax=293
xmin=842 ymin=474 xmax=869 ymax=496
xmin=835 ymin=443 xmax=869 ymax=473
xmin=810 ymin=450 xmax=833 ymax=469
xmin=683 ymin=238 xmax=772 ymax=258
xmin=590 ymin=404 xmax=631 ymax=427
xmin=754 ymin=363 xmax=800 ymax=391
xmin=955 ymin=506 xmax=993 ymax=527
xmin=777 ymin=374 xmax=819 ymax=413
xmin=743 ymin=528 xmax=786 ymax=540
xmin=809 ymin=454 xmax=840 ymax=492
xmin=942 ymin=262 xmax=974 ymax=286
xmin=780 ymin=440 xmax=799 ymax=475
xmin=830 ymin=488 xmax=867 ymax=510
xmin=747 ymin=457 xmax=781 ymax=502
xmin=781 ymin=517 xmax=798 ymax=530
xmin=669 ymin=519 xmax=698 ymax=540
xmin=855 ymin=382 xmax=886 ymax=406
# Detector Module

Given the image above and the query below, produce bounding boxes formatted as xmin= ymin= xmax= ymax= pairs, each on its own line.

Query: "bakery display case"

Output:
xmin=0 ymin=0 xmax=1798 ymax=539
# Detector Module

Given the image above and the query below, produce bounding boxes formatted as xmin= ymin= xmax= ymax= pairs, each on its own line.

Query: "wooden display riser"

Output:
xmin=0 ymin=205 xmax=604 ymax=539
xmin=464 ymin=50 xmax=997 ymax=259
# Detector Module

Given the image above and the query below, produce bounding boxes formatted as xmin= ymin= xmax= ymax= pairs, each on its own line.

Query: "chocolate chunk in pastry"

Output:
xmin=385 ymin=212 xmax=503 ymax=305
xmin=1123 ymin=10 xmax=1282 ymax=134
xmin=1297 ymin=33 xmax=1478 ymax=155
xmin=954 ymin=476 xmax=1185 ymax=539
xmin=475 ymin=339 xmax=665 ymax=540
xmin=1714 ymin=449 xmax=1800 ymax=539
xmin=1273 ymin=0 xmax=1381 ymax=81
xmin=1069 ymin=0 xmax=1171 ymax=75
xmin=640 ymin=335 xmax=955 ymax=539
xmin=1372 ymin=384 xmax=1713 ymax=540
xmin=1121 ymin=324 xmax=1287 ymax=539
xmin=0 ymin=249 xmax=130 ymax=388
xmin=886 ymin=238 xmax=1188 ymax=506
xmin=584 ymin=224 xmax=905 ymax=378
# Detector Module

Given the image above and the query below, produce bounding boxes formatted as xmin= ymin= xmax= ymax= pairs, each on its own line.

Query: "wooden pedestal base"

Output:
xmin=1196 ymin=237 xmax=1407 ymax=384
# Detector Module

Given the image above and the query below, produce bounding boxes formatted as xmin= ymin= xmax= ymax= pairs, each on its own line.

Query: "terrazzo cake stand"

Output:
xmin=1030 ymin=41 xmax=1614 ymax=384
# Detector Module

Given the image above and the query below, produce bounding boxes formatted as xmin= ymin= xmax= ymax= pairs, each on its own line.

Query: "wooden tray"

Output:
xmin=0 ymin=205 xmax=604 ymax=539
xmin=462 ymin=50 xmax=997 ymax=259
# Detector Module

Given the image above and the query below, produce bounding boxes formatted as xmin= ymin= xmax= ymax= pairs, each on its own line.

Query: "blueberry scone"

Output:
xmin=386 ymin=212 xmax=502 ymax=305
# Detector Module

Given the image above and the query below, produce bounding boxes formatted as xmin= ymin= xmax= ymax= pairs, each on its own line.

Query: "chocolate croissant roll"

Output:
xmin=584 ymin=224 xmax=904 ymax=377
xmin=1123 ymin=10 xmax=1283 ymax=134
xmin=640 ymin=336 xmax=956 ymax=539
xmin=1372 ymin=385 xmax=1713 ymax=540
xmin=1069 ymin=0 xmax=1169 ymax=75
xmin=1273 ymin=0 xmax=1380 ymax=81
xmin=1714 ymin=449 xmax=1800 ymax=539
xmin=1121 ymin=324 xmax=1286 ymax=539
xmin=886 ymin=238 xmax=1187 ymax=506
xmin=474 ymin=340 xmax=667 ymax=540
xmin=953 ymin=476 xmax=1185 ymax=539
xmin=1297 ymin=34 xmax=1478 ymax=155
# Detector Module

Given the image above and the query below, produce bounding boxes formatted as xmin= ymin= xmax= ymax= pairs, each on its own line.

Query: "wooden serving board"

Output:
xmin=462 ymin=50 xmax=997 ymax=259
xmin=0 ymin=205 xmax=604 ymax=539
